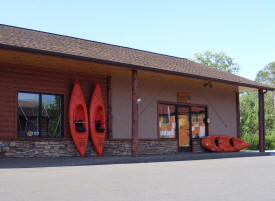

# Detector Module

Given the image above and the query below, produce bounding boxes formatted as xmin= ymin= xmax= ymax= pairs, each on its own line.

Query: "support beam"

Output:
xmin=132 ymin=69 xmax=139 ymax=156
xmin=258 ymin=89 xmax=265 ymax=152
xmin=236 ymin=91 xmax=241 ymax=138
xmin=106 ymin=76 xmax=112 ymax=139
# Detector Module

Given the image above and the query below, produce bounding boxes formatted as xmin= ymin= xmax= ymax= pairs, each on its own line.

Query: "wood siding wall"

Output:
xmin=0 ymin=63 xmax=107 ymax=140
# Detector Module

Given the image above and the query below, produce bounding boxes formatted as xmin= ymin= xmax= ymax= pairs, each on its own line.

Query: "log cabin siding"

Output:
xmin=0 ymin=63 xmax=107 ymax=140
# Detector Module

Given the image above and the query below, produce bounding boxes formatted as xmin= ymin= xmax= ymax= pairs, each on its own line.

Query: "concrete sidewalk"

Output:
xmin=0 ymin=151 xmax=271 ymax=169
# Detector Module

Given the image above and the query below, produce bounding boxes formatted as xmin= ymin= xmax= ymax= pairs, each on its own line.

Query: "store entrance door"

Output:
xmin=177 ymin=105 xmax=208 ymax=152
xmin=178 ymin=106 xmax=191 ymax=151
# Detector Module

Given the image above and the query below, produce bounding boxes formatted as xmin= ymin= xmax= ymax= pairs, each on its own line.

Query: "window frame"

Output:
xmin=17 ymin=91 xmax=64 ymax=139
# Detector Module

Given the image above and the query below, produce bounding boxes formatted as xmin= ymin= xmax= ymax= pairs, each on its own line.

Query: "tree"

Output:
xmin=255 ymin=62 xmax=275 ymax=136
xmin=193 ymin=51 xmax=240 ymax=74
xmin=240 ymin=92 xmax=258 ymax=136
xmin=255 ymin=62 xmax=275 ymax=87
xmin=240 ymin=61 xmax=275 ymax=149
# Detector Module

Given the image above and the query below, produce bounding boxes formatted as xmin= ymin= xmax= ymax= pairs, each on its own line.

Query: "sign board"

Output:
xmin=177 ymin=92 xmax=191 ymax=104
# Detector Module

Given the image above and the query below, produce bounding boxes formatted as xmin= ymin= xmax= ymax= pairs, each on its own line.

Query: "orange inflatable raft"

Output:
xmin=201 ymin=136 xmax=250 ymax=152
xmin=69 ymin=80 xmax=89 ymax=157
xmin=89 ymin=83 xmax=106 ymax=156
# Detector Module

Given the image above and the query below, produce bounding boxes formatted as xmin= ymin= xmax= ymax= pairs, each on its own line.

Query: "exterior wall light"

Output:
xmin=203 ymin=81 xmax=213 ymax=88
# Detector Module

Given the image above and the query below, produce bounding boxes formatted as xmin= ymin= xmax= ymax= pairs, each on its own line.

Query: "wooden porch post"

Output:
xmin=106 ymin=76 xmax=112 ymax=139
xmin=132 ymin=69 xmax=139 ymax=156
xmin=258 ymin=89 xmax=265 ymax=152
xmin=236 ymin=90 xmax=241 ymax=138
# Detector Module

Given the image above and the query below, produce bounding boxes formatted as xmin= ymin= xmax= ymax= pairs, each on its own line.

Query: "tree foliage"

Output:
xmin=240 ymin=90 xmax=275 ymax=137
xmin=240 ymin=61 xmax=275 ymax=149
xmin=255 ymin=62 xmax=275 ymax=136
xmin=240 ymin=92 xmax=258 ymax=136
xmin=255 ymin=62 xmax=275 ymax=87
xmin=193 ymin=51 xmax=240 ymax=74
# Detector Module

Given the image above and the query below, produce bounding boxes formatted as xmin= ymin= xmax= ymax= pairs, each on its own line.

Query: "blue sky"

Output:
xmin=1 ymin=0 xmax=274 ymax=80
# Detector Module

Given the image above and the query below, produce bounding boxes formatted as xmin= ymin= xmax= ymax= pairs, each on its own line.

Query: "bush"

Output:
xmin=266 ymin=134 xmax=275 ymax=150
xmin=242 ymin=133 xmax=258 ymax=150
xmin=242 ymin=132 xmax=275 ymax=150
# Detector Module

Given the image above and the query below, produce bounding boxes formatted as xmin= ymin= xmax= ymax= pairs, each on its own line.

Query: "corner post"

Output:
xmin=258 ymin=89 xmax=265 ymax=152
xmin=236 ymin=90 xmax=241 ymax=138
xmin=132 ymin=69 xmax=139 ymax=156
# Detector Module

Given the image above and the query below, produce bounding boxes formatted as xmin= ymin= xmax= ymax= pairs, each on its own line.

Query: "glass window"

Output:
xmin=158 ymin=104 xmax=208 ymax=141
xmin=18 ymin=93 xmax=39 ymax=137
xmin=17 ymin=92 xmax=63 ymax=138
xmin=42 ymin=94 xmax=62 ymax=137
xmin=191 ymin=107 xmax=206 ymax=138
xmin=158 ymin=104 xmax=176 ymax=138
xmin=192 ymin=113 xmax=198 ymax=122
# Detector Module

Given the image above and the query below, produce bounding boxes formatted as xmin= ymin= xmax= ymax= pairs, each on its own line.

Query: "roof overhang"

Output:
xmin=1 ymin=44 xmax=273 ymax=92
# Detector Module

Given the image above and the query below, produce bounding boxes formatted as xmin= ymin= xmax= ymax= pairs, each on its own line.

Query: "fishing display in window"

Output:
xmin=158 ymin=104 xmax=176 ymax=138
xmin=18 ymin=92 xmax=63 ymax=138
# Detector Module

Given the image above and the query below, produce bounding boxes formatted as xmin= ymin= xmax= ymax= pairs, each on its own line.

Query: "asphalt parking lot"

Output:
xmin=0 ymin=156 xmax=274 ymax=201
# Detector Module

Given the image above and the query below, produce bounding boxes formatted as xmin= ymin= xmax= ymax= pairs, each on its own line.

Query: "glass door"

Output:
xmin=157 ymin=103 xmax=208 ymax=152
xmin=177 ymin=105 xmax=208 ymax=151
xmin=177 ymin=106 xmax=191 ymax=151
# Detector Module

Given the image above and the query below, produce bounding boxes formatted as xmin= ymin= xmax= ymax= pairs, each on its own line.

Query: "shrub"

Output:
xmin=242 ymin=133 xmax=258 ymax=150
xmin=265 ymin=134 xmax=275 ymax=150
xmin=242 ymin=132 xmax=275 ymax=150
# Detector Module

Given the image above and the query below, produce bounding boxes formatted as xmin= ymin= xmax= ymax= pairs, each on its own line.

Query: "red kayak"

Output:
xmin=69 ymin=80 xmax=89 ymax=157
xmin=89 ymin=83 xmax=106 ymax=156
xmin=201 ymin=136 xmax=250 ymax=152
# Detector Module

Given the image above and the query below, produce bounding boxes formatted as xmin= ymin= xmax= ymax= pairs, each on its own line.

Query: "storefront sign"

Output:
xmin=177 ymin=92 xmax=191 ymax=103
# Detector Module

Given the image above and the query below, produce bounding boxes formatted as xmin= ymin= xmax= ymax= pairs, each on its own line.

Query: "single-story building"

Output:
xmin=0 ymin=24 xmax=273 ymax=157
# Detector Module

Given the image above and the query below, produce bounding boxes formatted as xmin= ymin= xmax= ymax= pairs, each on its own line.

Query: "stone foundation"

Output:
xmin=103 ymin=140 xmax=132 ymax=156
xmin=139 ymin=140 xmax=177 ymax=155
xmin=0 ymin=139 xmax=177 ymax=157
xmin=192 ymin=138 xmax=207 ymax=153
xmin=0 ymin=140 xmax=96 ymax=157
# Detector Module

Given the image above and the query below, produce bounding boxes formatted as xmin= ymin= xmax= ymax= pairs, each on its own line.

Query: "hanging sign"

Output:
xmin=177 ymin=92 xmax=191 ymax=104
